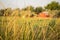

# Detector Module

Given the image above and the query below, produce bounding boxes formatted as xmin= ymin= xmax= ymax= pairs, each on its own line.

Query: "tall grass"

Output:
xmin=0 ymin=17 xmax=60 ymax=40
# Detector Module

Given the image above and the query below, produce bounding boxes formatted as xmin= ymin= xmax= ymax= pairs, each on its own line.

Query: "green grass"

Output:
xmin=0 ymin=17 xmax=60 ymax=40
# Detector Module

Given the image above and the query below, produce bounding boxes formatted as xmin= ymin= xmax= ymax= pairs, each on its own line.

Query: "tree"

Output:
xmin=45 ymin=1 xmax=60 ymax=10
xmin=0 ymin=9 xmax=4 ymax=16
xmin=22 ymin=6 xmax=35 ymax=12
xmin=4 ymin=8 xmax=12 ymax=16
xmin=28 ymin=6 xmax=35 ymax=12
xmin=34 ymin=7 xmax=43 ymax=14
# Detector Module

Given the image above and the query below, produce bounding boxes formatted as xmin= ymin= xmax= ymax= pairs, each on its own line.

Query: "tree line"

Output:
xmin=0 ymin=1 xmax=60 ymax=18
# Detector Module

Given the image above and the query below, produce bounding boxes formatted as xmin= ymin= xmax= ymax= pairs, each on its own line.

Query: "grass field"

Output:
xmin=0 ymin=17 xmax=60 ymax=40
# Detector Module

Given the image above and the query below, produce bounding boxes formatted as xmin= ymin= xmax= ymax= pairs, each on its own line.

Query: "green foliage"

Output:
xmin=34 ymin=7 xmax=43 ymax=14
xmin=22 ymin=6 xmax=35 ymax=12
xmin=0 ymin=9 xmax=4 ymax=16
xmin=45 ymin=1 xmax=60 ymax=10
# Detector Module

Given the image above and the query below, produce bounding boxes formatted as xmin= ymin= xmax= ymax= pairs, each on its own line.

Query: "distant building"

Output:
xmin=37 ymin=11 xmax=50 ymax=18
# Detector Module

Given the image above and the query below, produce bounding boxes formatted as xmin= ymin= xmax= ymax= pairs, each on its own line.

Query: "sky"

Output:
xmin=0 ymin=0 xmax=60 ymax=9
